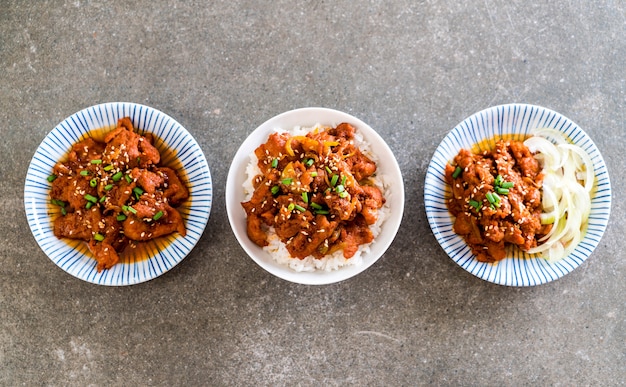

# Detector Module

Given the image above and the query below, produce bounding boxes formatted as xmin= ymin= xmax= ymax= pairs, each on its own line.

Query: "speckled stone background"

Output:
xmin=1 ymin=1 xmax=624 ymax=385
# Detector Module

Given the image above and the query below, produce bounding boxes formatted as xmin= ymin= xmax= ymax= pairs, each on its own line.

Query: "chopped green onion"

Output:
xmin=486 ymin=192 xmax=496 ymax=205
xmin=330 ymin=174 xmax=339 ymax=187
xmin=281 ymin=178 xmax=293 ymax=185
xmin=492 ymin=192 xmax=501 ymax=203
xmin=104 ymin=184 xmax=114 ymax=191
xmin=452 ymin=166 xmax=462 ymax=179
xmin=99 ymin=195 xmax=106 ymax=203
xmin=90 ymin=159 xmax=102 ymax=164
xmin=294 ymin=204 xmax=306 ymax=212
xmin=80 ymin=170 xmax=90 ymax=176
xmin=287 ymin=203 xmax=295 ymax=212
xmin=61 ymin=207 xmax=67 ymax=216
xmin=469 ymin=199 xmax=481 ymax=210
xmin=153 ymin=210 xmax=164 ymax=221
xmin=271 ymin=185 xmax=280 ymax=195
xmin=338 ymin=191 xmax=349 ymax=198
xmin=315 ymin=210 xmax=329 ymax=215
xmin=310 ymin=202 xmax=323 ymax=210
xmin=111 ymin=171 xmax=123 ymax=181
xmin=133 ymin=187 xmax=144 ymax=198
xmin=116 ymin=214 xmax=127 ymax=221
xmin=94 ymin=233 xmax=105 ymax=242
xmin=341 ymin=175 xmax=347 ymax=186
xmin=495 ymin=187 xmax=510 ymax=195
xmin=84 ymin=194 xmax=98 ymax=203
xmin=85 ymin=202 xmax=93 ymax=209
xmin=125 ymin=174 xmax=132 ymax=184
xmin=50 ymin=199 xmax=66 ymax=207
xmin=301 ymin=192 xmax=308 ymax=203
xmin=495 ymin=174 xmax=503 ymax=186
xmin=325 ymin=166 xmax=332 ymax=175
xmin=127 ymin=206 xmax=137 ymax=214
xmin=310 ymin=171 xmax=318 ymax=177
xmin=103 ymin=164 xmax=114 ymax=171
xmin=501 ymin=181 xmax=514 ymax=189
xmin=271 ymin=158 xmax=278 ymax=168
xmin=47 ymin=174 xmax=57 ymax=182
xmin=89 ymin=178 xmax=97 ymax=188
xmin=335 ymin=184 xmax=345 ymax=193
xmin=304 ymin=158 xmax=314 ymax=167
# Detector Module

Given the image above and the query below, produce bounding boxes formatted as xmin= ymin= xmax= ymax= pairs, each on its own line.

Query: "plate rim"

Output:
xmin=424 ymin=103 xmax=612 ymax=286
xmin=24 ymin=102 xmax=213 ymax=286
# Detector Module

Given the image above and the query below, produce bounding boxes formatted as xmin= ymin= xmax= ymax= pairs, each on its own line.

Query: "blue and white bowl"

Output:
xmin=24 ymin=102 xmax=212 ymax=286
xmin=425 ymin=104 xmax=611 ymax=286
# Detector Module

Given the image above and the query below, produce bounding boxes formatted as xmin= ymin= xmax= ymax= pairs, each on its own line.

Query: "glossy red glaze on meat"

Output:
xmin=242 ymin=123 xmax=385 ymax=260
xmin=49 ymin=117 xmax=189 ymax=272
xmin=445 ymin=139 xmax=550 ymax=263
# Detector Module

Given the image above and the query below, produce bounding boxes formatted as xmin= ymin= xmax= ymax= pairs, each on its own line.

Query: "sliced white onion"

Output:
xmin=523 ymin=129 xmax=593 ymax=262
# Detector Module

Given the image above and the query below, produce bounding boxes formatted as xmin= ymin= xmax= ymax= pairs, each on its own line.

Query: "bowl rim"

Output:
xmin=24 ymin=102 xmax=213 ymax=286
xmin=226 ymin=107 xmax=404 ymax=285
xmin=424 ymin=103 xmax=612 ymax=286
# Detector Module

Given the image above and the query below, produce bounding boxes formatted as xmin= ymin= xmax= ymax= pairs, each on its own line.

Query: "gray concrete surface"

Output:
xmin=1 ymin=1 xmax=624 ymax=385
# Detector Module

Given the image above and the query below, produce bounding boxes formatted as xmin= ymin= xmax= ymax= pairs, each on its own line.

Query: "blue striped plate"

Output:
xmin=24 ymin=102 xmax=212 ymax=286
xmin=424 ymin=104 xmax=611 ymax=286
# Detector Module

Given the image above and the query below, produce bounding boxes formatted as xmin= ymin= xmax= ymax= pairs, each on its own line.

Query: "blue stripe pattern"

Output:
xmin=24 ymin=102 xmax=213 ymax=286
xmin=424 ymin=103 xmax=612 ymax=286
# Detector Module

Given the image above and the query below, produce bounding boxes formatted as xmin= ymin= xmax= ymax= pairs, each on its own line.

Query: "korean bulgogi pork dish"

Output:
xmin=48 ymin=117 xmax=189 ymax=271
xmin=241 ymin=123 xmax=386 ymax=264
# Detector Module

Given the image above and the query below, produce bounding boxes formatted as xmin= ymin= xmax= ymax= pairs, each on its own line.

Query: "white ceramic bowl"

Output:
xmin=226 ymin=107 xmax=404 ymax=285
xmin=24 ymin=102 xmax=213 ymax=285
xmin=425 ymin=103 xmax=611 ymax=286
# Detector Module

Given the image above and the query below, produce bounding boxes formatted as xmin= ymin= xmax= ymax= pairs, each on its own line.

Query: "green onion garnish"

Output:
xmin=282 ymin=178 xmax=293 ymax=185
xmin=301 ymin=192 xmax=308 ymax=203
xmin=116 ymin=214 xmax=127 ymax=221
xmin=271 ymin=158 xmax=278 ymax=168
xmin=85 ymin=202 xmax=93 ymax=209
xmin=495 ymin=187 xmax=510 ymax=195
xmin=80 ymin=170 xmax=90 ymax=176
xmin=469 ymin=199 xmax=481 ymax=210
xmin=104 ymin=184 xmax=114 ymax=191
xmin=133 ymin=187 xmax=144 ymax=198
xmin=111 ymin=171 xmax=123 ymax=181
xmin=341 ymin=175 xmax=347 ymax=186
xmin=90 ymin=159 xmax=102 ymax=164
xmin=127 ymin=206 xmax=137 ymax=214
xmin=103 ymin=164 xmax=114 ymax=171
xmin=99 ymin=195 xmax=106 ymax=203
xmin=125 ymin=174 xmax=132 ymax=184
xmin=305 ymin=158 xmax=314 ymax=167
xmin=315 ymin=210 xmax=329 ymax=215
xmin=310 ymin=171 xmax=318 ymax=177
xmin=335 ymin=184 xmax=345 ymax=193
xmin=61 ymin=207 xmax=67 ymax=216
xmin=47 ymin=174 xmax=57 ymax=182
xmin=271 ymin=186 xmax=280 ymax=195
xmin=94 ymin=233 xmax=104 ymax=242
xmin=153 ymin=210 xmax=164 ymax=221
xmin=325 ymin=166 xmax=332 ymax=175
xmin=287 ymin=203 xmax=295 ymax=212
xmin=501 ymin=181 xmax=514 ymax=189
xmin=310 ymin=202 xmax=323 ymax=210
xmin=89 ymin=178 xmax=97 ymax=188
xmin=84 ymin=194 xmax=98 ymax=203
xmin=486 ymin=192 xmax=496 ymax=205
xmin=338 ymin=191 xmax=348 ymax=198
xmin=330 ymin=174 xmax=339 ymax=187
xmin=495 ymin=174 xmax=503 ymax=186
xmin=294 ymin=204 xmax=306 ymax=212
xmin=452 ymin=166 xmax=462 ymax=179
xmin=50 ymin=199 xmax=66 ymax=207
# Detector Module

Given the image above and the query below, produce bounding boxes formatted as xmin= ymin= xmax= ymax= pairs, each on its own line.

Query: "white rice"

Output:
xmin=243 ymin=124 xmax=391 ymax=272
